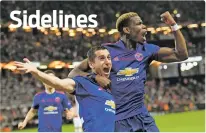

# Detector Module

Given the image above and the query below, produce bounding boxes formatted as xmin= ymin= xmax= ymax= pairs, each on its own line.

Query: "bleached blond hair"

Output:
xmin=116 ymin=12 xmax=138 ymax=33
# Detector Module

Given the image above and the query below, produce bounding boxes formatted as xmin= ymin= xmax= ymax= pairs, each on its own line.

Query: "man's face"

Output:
xmin=127 ymin=16 xmax=147 ymax=43
xmin=43 ymin=73 xmax=55 ymax=89
xmin=89 ymin=49 xmax=112 ymax=78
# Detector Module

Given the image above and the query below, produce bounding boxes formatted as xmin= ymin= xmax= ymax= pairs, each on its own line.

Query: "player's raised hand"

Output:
xmin=18 ymin=121 xmax=27 ymax=130
xmin=160 ymin=11 xmax=176 ymax=26
xmin=14 ymin=58 xmax=38 ymax=74
xmin=65 ymin=109 xmax=78 ymax=120
xmin=95 ymin=75 xmax=111 ymax=89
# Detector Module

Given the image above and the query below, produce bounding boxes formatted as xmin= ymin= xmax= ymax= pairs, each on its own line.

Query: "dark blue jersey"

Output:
xmin=102 ymin=40 xmax=160 ymax=121
xmin=73 ymin=76 xmax=115 ymax=132
xmin=32 ymin=91 xmax=72 ymax=132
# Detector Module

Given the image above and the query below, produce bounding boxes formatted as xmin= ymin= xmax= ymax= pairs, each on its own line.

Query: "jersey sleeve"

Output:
xmin=32 ymin=95 xmax=39 ymax=109
xmin=62 ymin=94 xmax=72 ymax=110
xmin=72 ymin=76 xmax=90 ymax=96
xmin=146 ymin=43 xmax=160 ymax=64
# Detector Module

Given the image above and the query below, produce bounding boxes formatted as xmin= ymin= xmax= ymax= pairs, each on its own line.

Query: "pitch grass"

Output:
xmin=13 ymin=124 xmax=74 ymax=132
xmin=154 ymin=110 xmax=205 ymax=132
xmin=13 ymin=110 xmax=205 ymax=132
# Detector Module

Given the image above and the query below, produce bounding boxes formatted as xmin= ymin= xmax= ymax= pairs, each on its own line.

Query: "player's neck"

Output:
xmin=120 ymin=36 xmax=137 ymax=50
xmin=45 ymin=88 xmax=55 ymax=94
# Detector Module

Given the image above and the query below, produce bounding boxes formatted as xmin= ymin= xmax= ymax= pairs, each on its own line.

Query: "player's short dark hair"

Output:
xmin=87 ymin=45 xmax=108 ymax=62
xmin=44 ymin=70 xmax=55 ymax=75
xmin=116 ymin=12 xmax=138 ymax=34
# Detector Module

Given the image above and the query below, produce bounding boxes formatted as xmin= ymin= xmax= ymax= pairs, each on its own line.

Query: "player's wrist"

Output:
xmin=22 ymin=121 xmax=27 ymax=125
xmin=31 ymin=68 xmax=39 ymax=75
xmin=170 ymin=23 xmax=179 ymax=31
xmin=170 ymin=22 xmax=176 ymax=26
xmin=169 ymin=19 xmax=176 ymax=26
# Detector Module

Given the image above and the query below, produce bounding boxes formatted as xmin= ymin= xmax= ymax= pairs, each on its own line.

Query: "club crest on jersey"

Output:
xmin=98 ymin=87 xmax=103 ymax=91
xmin=117 ymin=67 xmax=139 ymax=76
xmin=41 ymin=99 xmax=45 ymax=102
xmin=55 ymin=97 xmax=61 ymax=103
xmin=135 ymin=52 xmax=143 ymax=61
xmin=105 ymin=100 xmax=115 ymax=109
xmin=113 ymin=56 xmax=119 ymax=61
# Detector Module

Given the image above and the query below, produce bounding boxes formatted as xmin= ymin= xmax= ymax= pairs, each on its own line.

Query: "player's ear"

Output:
xmin=123 ymin=27 xmax=130 ymax=34
xmin=88 ymin=61 xmax=94 ymax=69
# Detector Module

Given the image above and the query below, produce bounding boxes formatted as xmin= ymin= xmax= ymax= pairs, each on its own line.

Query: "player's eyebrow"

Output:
xmin=98 ymin=55 xmax=106 ymax=58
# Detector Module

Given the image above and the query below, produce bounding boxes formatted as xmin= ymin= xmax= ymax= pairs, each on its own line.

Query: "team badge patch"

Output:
xmin=135 ymin=52 xmax=143 ymax=61
xmin=113 ymin=56 xmax=119 ymax=61
xmin=55 ymin=97 xmax=61 ymax=103
xmin=98 ymin=87 xmax=103 ymax=91
xmin=41 ymin=99 xmax=45 ymax=102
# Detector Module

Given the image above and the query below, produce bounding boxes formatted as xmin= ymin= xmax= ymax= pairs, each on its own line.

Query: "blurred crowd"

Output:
xmin=1 ymin=29 xmax=116 ymax=62
xmin=144 ymin=78 xmax=205 ymax=113
xmin=1 ymin=26 xmax=205 ymax=63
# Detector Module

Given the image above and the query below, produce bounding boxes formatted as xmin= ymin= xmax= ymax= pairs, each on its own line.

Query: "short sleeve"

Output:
xmin=62 ymin=94 xmax=72 ymax=110
xmin=146 ymin=44 xmax=160 ymax=64
xmin=32 ymin=95 xmax=39 ymax=109
xmin=72 ymin=76 xmax=90 ymax=96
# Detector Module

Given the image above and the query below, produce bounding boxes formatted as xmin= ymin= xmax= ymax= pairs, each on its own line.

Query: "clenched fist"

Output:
xmin=65 ymin=109 xmax=78 ymax=120
xmin=95 ymin=75 xmax=111 ymax=89
xmin=160 ymin=11 xmax=176 ymax=26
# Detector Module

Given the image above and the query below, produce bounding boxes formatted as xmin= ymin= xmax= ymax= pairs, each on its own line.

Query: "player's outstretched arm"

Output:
xmin=14 ymin=58 xmax=76 ymax=93
xmin=157 ymin=11 xmax=188 ymax=63
xmin=18 ymin=108 xmax=37 ymax=130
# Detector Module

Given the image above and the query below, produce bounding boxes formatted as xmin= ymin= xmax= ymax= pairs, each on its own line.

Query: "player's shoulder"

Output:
xmin=34 ymin=91 xmax=45 ymax=97
xmin=101 ymin=42 xmax=114 ymax=46
xmin=101 ymin=40 xmax=119 ymax=47
xmin=73 ymin=76 xmax=93 ymax=84
xmin=143 ymin=43 xmax=160 ymax=51
xmin=55 ymin=91 xmax=65 ymax=95
xmin=73 ymin=75 xmax=89 ymax=81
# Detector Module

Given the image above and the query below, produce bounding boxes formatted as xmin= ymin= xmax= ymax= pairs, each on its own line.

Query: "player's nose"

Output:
xmin=104 ymin=58 xmax=111 ymax=65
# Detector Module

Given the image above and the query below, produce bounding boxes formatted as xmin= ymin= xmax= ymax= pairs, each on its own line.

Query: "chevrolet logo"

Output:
xmin=44 ymin=106 xmax=57 ymax=112
xmin=117 ymin=67 xmax=139 ymax=76
xmin=105 ymin=100 xmax=116 ymax=109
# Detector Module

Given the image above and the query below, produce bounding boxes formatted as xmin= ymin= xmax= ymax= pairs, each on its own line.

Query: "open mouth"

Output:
xmin=143 ymin=31 xmax=147 ymax=36
xmin=103 ymin=68 xmax=110 ymax=74
xmin=142 ymin=31 xmax=147 ymax=41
